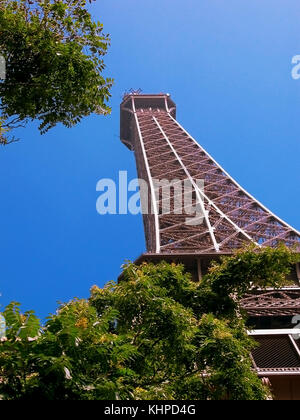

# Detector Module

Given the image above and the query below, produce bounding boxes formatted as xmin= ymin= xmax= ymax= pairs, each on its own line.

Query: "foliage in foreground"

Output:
xmin=0 ymin=0 xmax=113 ymax=144
xmin=0 ymin=245 xmax=298 ymax=400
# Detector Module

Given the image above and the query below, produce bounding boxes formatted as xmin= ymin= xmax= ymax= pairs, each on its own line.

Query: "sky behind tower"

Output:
xmin=0 ymin=0 xmax=299 ymax=319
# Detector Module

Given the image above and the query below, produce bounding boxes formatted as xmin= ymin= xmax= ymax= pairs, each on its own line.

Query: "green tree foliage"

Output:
xmin=0 ymin=245 xmax=298 ymax=400
xmin=0 ymin=0 xmax=113 ymax=144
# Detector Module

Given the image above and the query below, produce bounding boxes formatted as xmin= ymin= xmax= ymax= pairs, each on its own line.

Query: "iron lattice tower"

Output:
xmin=120 ymin=93 xmax=300 ymax=255
xmin=120 ymin=93 xmax=300 ymax=396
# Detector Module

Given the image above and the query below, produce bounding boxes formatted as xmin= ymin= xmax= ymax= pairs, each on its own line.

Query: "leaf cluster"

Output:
xmin=0 ymin=0 xmax=113 ymax=142
xmin=0 ymin=245 xmax=298 ymax=400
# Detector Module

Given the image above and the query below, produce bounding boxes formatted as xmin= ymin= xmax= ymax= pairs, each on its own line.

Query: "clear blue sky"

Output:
xmin=0 ymin=0 xmax=299 ymax=320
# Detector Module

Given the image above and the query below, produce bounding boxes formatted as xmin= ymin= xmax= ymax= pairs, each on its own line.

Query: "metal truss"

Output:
xmin=242 ymin=288 xmax=300 ymax=316
xmin=121 ymin=94 xmax=300 ymax=254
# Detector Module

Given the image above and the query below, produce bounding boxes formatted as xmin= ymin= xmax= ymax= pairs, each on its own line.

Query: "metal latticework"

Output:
xmin=251 ymin=334 xmax=300 ymax=371
xmin=120 ymin=93 xmax=300 ymax=255
xmin=242 ymin=289 xmax=300 ymax=317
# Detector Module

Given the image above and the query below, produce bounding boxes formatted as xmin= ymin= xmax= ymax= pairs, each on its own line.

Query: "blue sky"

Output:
xmin=0 ymin=0 xmax=299 ymax=320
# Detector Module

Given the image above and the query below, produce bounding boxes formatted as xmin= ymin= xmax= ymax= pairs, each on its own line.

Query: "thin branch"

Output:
xmin=0 ymin=136 xmax=19 ymax=146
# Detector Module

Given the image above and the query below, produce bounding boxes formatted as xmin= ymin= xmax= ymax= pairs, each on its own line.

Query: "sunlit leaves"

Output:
xmin=0 ymin=245 xmax=297 ymax=399
xmin=0 ymin=0 xmax=113 ymax=143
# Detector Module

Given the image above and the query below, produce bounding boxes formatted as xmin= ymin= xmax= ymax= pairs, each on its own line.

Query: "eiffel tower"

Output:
xmin=120 ymin=93 xmax=300 ymax=399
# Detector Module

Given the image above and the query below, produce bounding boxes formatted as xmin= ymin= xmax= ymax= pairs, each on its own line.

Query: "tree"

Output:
xmin=0 ymin=0 xmax=113 ymax=144
xmin=0 ymin=245 xmax=298 ymax=400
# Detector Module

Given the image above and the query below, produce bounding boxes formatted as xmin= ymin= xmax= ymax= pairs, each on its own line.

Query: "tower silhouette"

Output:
xmin=120 ymin=93 xmax=300 ymax=399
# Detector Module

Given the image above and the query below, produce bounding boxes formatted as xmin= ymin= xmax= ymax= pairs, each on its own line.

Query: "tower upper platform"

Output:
xmin=120 ymin=93 xmax=176 ymax=150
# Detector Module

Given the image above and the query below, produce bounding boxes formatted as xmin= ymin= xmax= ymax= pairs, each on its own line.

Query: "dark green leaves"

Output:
xmin=0 ymin=0 xmax=113 ymax=143
xmin=0 ymin=246 xmax=298 ymax=399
